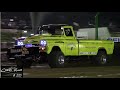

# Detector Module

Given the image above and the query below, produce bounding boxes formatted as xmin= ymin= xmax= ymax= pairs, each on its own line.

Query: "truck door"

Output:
xmin=78 ymin=40 xmax=97 ymax=55
xmin=64 ymin=28 xmax=78 ymax=56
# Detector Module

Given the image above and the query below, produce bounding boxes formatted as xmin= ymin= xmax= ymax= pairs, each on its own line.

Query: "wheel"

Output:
xmin=48 ymin=51 xmax=66 ymax=68
xmin=95 ymin=51 xmax=108 ymax=65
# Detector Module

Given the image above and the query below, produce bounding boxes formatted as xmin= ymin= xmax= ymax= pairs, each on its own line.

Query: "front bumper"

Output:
xmin=7 ymin=45 xmax=47 ymax=62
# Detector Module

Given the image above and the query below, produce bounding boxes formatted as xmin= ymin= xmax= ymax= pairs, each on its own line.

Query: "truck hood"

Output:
xmin=24 ymin=34 xmax=64 ymax=44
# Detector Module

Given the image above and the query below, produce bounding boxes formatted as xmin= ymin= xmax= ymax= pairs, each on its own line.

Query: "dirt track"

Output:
xmin=1 ymin=59 xmax=120 ymax=78
xmin=23 ymin=65 xmax=120 ymax=78
xmin=24 ymin=61 xmax=120 ymax=78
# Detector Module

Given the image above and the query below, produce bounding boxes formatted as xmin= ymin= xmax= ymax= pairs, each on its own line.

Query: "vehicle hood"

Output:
xmin=24 ymin=34 xmax=64 ymax=44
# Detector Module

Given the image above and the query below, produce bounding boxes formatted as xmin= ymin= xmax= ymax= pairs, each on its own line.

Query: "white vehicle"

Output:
xmin=75 ymin=27 xmax=111 ymax=40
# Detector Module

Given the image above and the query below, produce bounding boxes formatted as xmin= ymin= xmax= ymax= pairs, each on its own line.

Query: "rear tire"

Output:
xmin=95 ymin=51 xmax=108 ymax=65
xmin=48 ymin=51 xmax=66 ymax=68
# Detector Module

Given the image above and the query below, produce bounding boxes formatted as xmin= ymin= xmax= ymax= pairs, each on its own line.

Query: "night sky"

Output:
xmin=2 ymin=12 xmax=120 ymax=28
xmin=43 ymin=12 xmax=120 ymax=27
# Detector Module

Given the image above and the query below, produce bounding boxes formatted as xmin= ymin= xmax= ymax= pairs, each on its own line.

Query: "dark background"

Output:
xmin=1 ymin=12 xmax=120 ymax=32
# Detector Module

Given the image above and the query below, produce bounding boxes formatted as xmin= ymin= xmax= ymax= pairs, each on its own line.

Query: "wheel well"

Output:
xmin=98 ymin=49 xmax=107 ymax=54
xmin=51 ymin=46 xmax=61 ymax=52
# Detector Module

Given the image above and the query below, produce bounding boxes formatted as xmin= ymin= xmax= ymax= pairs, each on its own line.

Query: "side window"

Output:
xmin=64 ymin=28 xmax=73 ymax=36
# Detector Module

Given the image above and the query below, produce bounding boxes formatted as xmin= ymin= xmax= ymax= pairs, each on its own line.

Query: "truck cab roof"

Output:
xmin=42 ymin=24 xmax=69 ymax=28
xmin=38 ymin=24 xmax=70 ymax=30
xmin=47 ymin=24 xmax=68 ymax=26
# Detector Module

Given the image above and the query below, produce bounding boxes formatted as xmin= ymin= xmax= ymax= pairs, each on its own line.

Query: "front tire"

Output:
xmin=48 ymin=51 xmax=66 ymax=68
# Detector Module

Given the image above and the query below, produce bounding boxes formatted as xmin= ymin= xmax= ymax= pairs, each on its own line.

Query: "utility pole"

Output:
xmin=95 ymin=12 xmax=100 ymax=40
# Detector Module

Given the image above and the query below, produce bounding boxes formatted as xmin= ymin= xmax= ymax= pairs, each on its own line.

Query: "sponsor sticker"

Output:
xmin=10 ymin=49 xmax=22 ymax=53
xmin=79 ymin=52 xmax=96 ymax=55
xmin=108 ymin=37 xmax=120 ymax=42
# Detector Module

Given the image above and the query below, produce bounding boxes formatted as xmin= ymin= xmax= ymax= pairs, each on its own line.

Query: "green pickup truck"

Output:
xmin=7 ymin=24 xmax=114 ymax=68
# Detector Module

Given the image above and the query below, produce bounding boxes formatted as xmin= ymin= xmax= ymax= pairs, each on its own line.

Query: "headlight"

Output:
xmin=25 ymin=44 xmax=32 ymax=48
xmin=17 ymin=41 xmax=24 ymax=46
xmin=40 ymin=40 xmax=47 ymax=46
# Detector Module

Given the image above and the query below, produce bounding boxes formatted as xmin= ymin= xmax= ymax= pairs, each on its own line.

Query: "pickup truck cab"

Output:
xmin=7 ymin=24 xmax=114 ymax=68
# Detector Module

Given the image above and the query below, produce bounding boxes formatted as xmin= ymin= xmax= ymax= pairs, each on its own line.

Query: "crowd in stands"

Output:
xmin=1 ymin=12 xmax=32 ymax=29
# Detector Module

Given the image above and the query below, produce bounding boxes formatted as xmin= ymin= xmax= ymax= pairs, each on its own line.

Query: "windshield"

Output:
xmin=38 ymin=25 xmax=64 ymax=35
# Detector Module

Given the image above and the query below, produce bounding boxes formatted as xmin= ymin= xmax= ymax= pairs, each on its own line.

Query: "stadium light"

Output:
xmin=23 ymin=30 xmax=27 ymax=33
xmin=10 ymin=19 xmax=14 ymax=21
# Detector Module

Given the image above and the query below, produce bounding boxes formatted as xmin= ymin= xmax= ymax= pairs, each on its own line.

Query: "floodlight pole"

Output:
xmin=95 ymin=12 xmax=100 ymax=40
